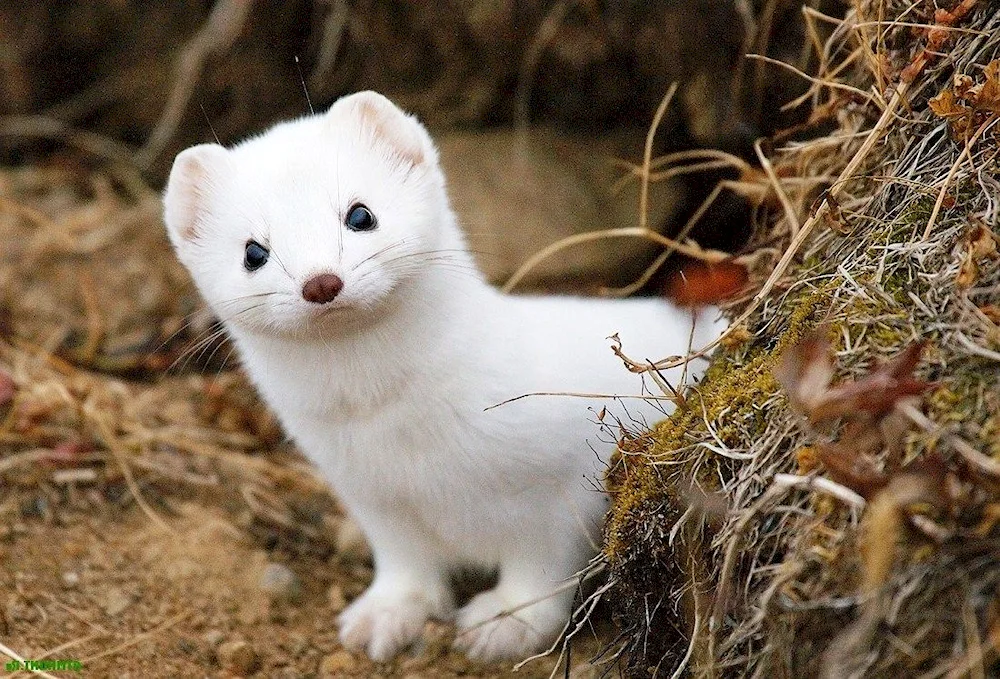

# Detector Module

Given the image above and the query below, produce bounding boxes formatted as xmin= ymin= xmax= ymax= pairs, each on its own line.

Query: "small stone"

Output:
xmin=319 ymin=650 xmax=356 ymax=676
xmin=61 ymin=571 xmax=80 ymax=589
xmin=335 ymin=519 xmax=372 ymax=564
xmin=217 ymin=639 xmax=258 ymax=675
xmin=203 ymin=629 xmax=225 ymax=647
xmin=260 ymin=562 xmax=302 ymax=603
xmin=98 ymin=586 xmax=132 ymax=616
xmin=327 ymin=584 xmax=347 ymax=613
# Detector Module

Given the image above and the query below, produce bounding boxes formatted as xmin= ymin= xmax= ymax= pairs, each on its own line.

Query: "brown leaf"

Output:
xmin=822 ymin=194 xmax=850 ymax=233
xmin=815 ymin=438 xmax=887 ymax=499
xmin=795 ymin=446 xmax=820 ymax=474
xmin=0 ymin=369 xmax=14 ymax=407
xmin=929 ymin=88 xmax=965 ymax=118
xmin=810 ymin=341 xmax=933 ymax=421
xmin=773 ymin=328 xmax=834 ymax=414
xmin=956 ymin=250 xmax=979 ymax=288
xmin=974 ymin=60 xmax=1000 ymax=113
xmin=968 ymin=223 xmax=999 ymax=260
xmin=953 ymin=73 xmax=975 ymax=99
xmin=862 ymin=472 xmax=944 ymax=593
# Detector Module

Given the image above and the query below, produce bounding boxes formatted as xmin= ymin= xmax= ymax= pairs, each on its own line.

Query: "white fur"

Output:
xmin=163 ymin=91 xmax=727 ymax=662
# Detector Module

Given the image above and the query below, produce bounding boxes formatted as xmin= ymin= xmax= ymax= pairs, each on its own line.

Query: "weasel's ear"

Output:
xmin=162 ymin=144 xmax=228 ymax=246
xmin=331 ymin=91 xmax=435 ymax=166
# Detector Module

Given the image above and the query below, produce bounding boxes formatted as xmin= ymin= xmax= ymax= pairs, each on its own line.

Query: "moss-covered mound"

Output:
xmin=605 ymin=2 xmax=1000 ymax=675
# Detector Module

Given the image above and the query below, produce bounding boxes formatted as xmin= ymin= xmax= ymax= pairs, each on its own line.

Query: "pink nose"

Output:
xmin=302 ymin=273 xmax=344 ymax=304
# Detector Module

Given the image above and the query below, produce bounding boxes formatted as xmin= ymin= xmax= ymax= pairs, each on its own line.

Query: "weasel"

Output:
xmin=162 ymin=91 xmax=726 ymax=662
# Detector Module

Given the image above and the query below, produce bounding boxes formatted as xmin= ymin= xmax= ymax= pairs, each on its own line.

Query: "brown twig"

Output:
xmin=137 ymin=0 xmax=254 ymax=167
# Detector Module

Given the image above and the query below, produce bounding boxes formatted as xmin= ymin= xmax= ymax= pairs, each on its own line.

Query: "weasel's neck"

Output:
xmin=229 ymin=265 xmax=493 ymax=417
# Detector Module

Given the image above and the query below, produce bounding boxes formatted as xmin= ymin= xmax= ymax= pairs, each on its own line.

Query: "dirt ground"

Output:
xmin=2 ymin=461 xmax=610 ymax=678
xmin=0 ymin=162 xmax=613 ymax=678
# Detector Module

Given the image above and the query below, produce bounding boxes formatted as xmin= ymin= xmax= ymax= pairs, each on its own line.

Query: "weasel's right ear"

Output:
xmin=162 ymin=144 xmax=228 ymax=246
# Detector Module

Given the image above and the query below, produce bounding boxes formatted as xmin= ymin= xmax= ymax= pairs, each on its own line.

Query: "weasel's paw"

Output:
xmin=454 ymin=589 xmax=563 ymax=662
xmin=337 ymin=585 xmax=447 ymax=661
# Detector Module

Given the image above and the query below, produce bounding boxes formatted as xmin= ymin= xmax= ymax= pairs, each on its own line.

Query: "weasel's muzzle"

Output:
xmin=302 ymin=273 xmax=344 ymax=304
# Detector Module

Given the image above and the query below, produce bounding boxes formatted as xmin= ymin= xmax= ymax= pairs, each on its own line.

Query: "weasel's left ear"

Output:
xmin=162 ymin=144 xmax=229 ymax=247
xmin=331 ymin=91 xmax=436 ymax=167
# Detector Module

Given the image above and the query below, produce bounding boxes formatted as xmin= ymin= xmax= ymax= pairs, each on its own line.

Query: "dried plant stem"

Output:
xmin=745 ymin=53 xmax=877 ymax=105
xmin=92 ymin=415 xmax=177 ymax=535
xmin=639 ymin=83 xmax=680 ymax=232
xmin=79 ymin=611 xmax=190 ymax=664
xmin=137 ymin=0 xmax=254 ymax=167
xmin=624 ymin=80 xmax=910 ymax=375
xmin=484 ymin=390 xmax=679 ymax=411
xmin=501 ymin=226 xmax=726 ymax=293
xmin=0 ymin=642 xmax=61 ymax=679
xmin=754 ymin=138 xmax=801 ymax=235
xmin=897 ymin=402 xmax=1000 ymax=477
xmin=922 ymin=113 xmax=999 ymax=240
xmin=515 ymin=0 xmax=572 ymax=128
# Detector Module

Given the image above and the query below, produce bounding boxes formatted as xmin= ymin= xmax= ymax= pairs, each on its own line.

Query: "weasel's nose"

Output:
xmin=302 ymin=273 xmax=344 ymax=304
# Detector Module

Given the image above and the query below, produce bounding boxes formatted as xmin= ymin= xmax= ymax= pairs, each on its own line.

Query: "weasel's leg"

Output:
xmin=453 ymin=554 xmax=579 ymax=662
xmin=337 ymin=516 xmax=453 ymax=661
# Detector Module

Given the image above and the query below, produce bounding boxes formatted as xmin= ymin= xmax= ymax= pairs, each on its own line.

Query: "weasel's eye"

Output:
xmin=244 ymin=240 xmax=269 ymax=271
xmin=345 ymin=204 xmax=377 ymax=232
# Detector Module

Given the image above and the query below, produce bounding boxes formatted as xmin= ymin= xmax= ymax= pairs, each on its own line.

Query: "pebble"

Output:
xmin=203 ymin=629 xmax=226 ymax=647
xmin=98 ymin=586 xmax=132 ymax=616
xmin=327 ymin=584 xmax=347 ymax=613
xmin=319 ymin=650 xmax=357 ymax=676
xmin=260 ymin=562 xmax=302 ymax=603
xmin=335 ymin=520 xmax=372 ymax=564
xmin=217 ymin=639 xmax=258 ymax=675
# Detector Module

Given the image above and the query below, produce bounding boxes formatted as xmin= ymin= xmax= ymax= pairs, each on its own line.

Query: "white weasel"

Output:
xmin=162 ymin=91 xmax=726 ymax=662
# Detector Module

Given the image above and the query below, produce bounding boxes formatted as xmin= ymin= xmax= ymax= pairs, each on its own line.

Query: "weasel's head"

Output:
xmin=163 ymin=91 xmax=465 ymax=337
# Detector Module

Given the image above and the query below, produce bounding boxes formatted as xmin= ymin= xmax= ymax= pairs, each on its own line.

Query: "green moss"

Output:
xmin=605 ymin=286 xmax=831 ymax=564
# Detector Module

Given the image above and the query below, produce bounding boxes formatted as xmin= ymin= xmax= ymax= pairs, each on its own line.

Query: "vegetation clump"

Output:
xmin=605 ymin=2 xmax=1000 ymax=675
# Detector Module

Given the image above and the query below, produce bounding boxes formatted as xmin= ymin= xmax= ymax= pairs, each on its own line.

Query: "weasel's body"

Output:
xmin=163 ymin=92 xmax=726 ymax=662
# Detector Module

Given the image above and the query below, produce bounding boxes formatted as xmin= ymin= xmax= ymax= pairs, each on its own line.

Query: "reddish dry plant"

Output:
xmin=774 ymin=329 xmax=935 ymax=499
xmin=929 ymin=60 xmax=1000 ymax=142
xmin=900 ymin=0 xmax=980 ymax=83
xmin=956 ymin=220 xmax=1000 ymax=289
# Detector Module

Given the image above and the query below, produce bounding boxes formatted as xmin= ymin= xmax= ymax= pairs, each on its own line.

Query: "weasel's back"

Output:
xmin=490 ymin=293 xmax=724 ymax=405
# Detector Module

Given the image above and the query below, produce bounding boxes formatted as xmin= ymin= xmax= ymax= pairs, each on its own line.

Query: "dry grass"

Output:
xmin=605 ymin=1 xmax=1000 ymax=676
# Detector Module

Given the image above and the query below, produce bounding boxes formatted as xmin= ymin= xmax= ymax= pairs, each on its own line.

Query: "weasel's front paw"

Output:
xmin=454 ymin=589 xmax=564 ymax=662
xmin=337 ymin=584 xmax=449 ymax=661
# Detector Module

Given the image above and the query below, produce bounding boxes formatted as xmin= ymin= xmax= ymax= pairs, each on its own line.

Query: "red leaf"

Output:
xmin=664 ymin=260 xmax=749 ymax=306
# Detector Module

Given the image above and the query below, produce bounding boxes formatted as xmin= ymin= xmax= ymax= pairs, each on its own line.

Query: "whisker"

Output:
xmin=166 ymin=300 xmax=271 ymax=374
xmin=168 ymin=325 xmax=227 ymax=374
xmin=351 ymin=239 xmax=412 ymax=271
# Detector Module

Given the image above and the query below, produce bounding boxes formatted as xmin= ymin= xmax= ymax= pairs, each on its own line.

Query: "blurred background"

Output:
xmin=1 ymin=0 xmax=846 ymax=291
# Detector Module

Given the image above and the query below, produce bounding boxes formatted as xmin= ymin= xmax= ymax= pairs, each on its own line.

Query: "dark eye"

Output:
xmin=345 ymin=204 xmax=377 ymax=232
xmin=244 ymin=240 xmax=269 ymax=271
